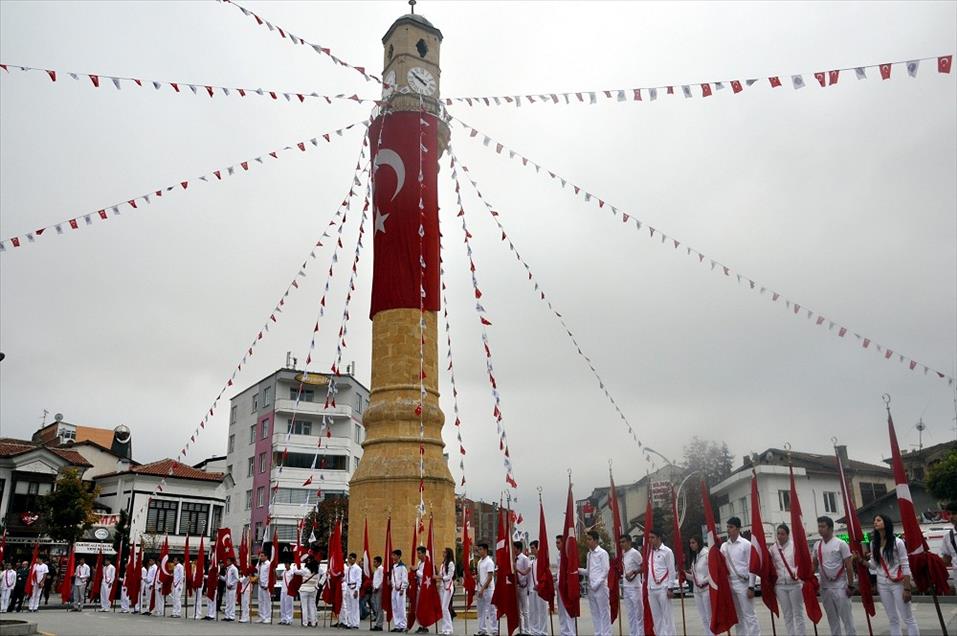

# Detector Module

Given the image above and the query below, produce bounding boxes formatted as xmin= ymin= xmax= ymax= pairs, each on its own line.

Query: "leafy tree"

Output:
xmin=301 ymin=496 xmax=349 ymax=556
xmin=578 ymin=522 xmax=612 ymax=565
xmin=112 ymin=508 xmax=130 ymax=552
xmin=927 ymin=450 xmax=957 ymax=504
xmin=680 ymin=437 xmax=735 ymax=548
xmin=38 ymin=468 xmax=100 ymax=545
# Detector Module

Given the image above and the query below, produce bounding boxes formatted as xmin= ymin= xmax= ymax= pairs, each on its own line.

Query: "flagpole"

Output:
xmin=679 ymin=590 xmax=687 ymax=635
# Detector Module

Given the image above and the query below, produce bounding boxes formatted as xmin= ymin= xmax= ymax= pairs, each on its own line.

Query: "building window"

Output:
xmin=354 ymin=424 xmax=362 ymax=444
xmin=228 ymin=434 xmax=235 ymax=454
xmin=286 ymin=418 xmax=313 ymax=436
xmin=210 ymin=505 xmax=223 ymax=535
xmin=354 ymin=456 xmax=360 ymax=471
xmin=262 ymin=386 xmax=272 ymax=408
xmin=225 ymin=495 xmax=231 ymax=515
xmin=245 ymin=489 xmax=252 ymax=510
xmin=179 ymin=502 xmax=210 ymax=536
xmin=255 ymin=522 xmax=264 ymax=542
xmin=738 ymin=496 xmax=749 ymax=520
xmin=777 ymin=490 xmax=791 ymax=512
xmin=859 ymin=482 xmax=888 ymax=506
xmin=146 ymin=499 xmax=178 ymax=534
xmin=226 ymin=464 xmax=233 ymax=479
xmin=251 ymin=392 xmax=259 ymax=413
xmin=272 ymin=451 xmax=347 ymax=470
xmin=247 ymin=457 xmax=254 ymax=478
xmin=823 ymin=491 xmax=839 ymax=514
xmin=257 ymin=487 xmax=266 ymax=508
xmin=261 ymin=420 xmax=270 ymax=439
xmin=259 ymin=452 xmax=268 ymax=473
xmin=27 ymin=482 xmax=39 ymax=496
xmin=230 ymin=405 xmax=237 ymax=425
xmin=274 ymin=524 xmax=298 ymax=542
xmin=273 ymin=488 xmax=313 ymax=505
xmin=249 ymin=424 xmax=256 ymax=445
xmin=290 ymin=387 xmax=315 ymax=402
xmin=354 ymin=393 xmax=364 ymax=414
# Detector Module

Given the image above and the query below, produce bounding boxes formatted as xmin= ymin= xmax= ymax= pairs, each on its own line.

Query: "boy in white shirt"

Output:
xmin=813 ymin=516 xmax=856 ymax=636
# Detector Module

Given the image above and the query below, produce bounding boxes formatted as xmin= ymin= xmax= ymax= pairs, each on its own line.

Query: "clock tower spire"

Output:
xmin=347 ymin=12 xmax=454 ymax=557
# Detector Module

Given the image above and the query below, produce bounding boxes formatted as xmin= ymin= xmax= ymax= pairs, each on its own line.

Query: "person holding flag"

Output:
xmin=533 ymin=497 xmax=553 ymax=636
xmin=391 ymin=549 xmax=410 ymax=633
xmin=370 ymin=556 xmax=385 ymax=631
xmin=72 ymin=555 xmax=90 ymax=611
xmin=557 ymin=477 xmax=580 ymax=636
xmin=142 ymin=556 xmax=156 ymax=616
xmin=686 ymin=536 xmax=713 ymax=635
xmin=528 ymin=541 xmax=547 ymax=636
xmin=438 ymin=548 xmax=456 ymax=635
xmin=1 ymin=561 xmax=16 ymax=613
xmin=27 ymin=554 xmax=47 ymax=612
xmin=701 ymin=480 xmax=739 ymax=635
xmin=223 ymin=556 xmax=239 ymax=621
xmin=867 ymin=514 xmax=919 ymax=636
xmin=514 ymin=541 xmax=532 ymax=634
xmin=646 ymin=528 xmax=676 ymax=636
xmin=99 ymin=557 xmax=115 ymax=612
xmin=721 ymin=517 xmax=760 ymax=636
xmin=770 ymin=525 xmax=805 ymax=636
xmin=203 ymin=549 xmax=218 ymax=620
xmin=813 ymin=516 xmax=856 ymax=636
xmin=475 ymin=543 xmax=495 ymax=636
xmin=619 ymin=534 xmax=643 ymax=636
xmin=578 ymin=529 xmax=611 ymax=636
xmin=345 ymin=553 xmax=363 ymax=628
xmin=256 ymin=551 xmax=272 ymax=624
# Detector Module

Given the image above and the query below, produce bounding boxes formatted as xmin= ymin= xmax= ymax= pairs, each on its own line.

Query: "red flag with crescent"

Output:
xmin=368 ymin=110 xmax=440 ymax=318
xmin=702 ymin=480 xmax=738 ymax=634
xmin=158 ymin=536 xmax=173 ymax=595
xmin=558 ymin=481 xmax=580 ymax=617
xmin=88 ymin=548 xmax=104 ymax=601
xmin=192 ymin=537 xmax=206 ymax=592
xmin=60 ymin=544 xmax=75 ymax=604
xmin=788 ymin=467 xmax=823 ymax=625
xmin=216 ymin=528 xmax=236 ymax=563
xmin=534 ymin=499 xmax=554 ymax=611
xmin=24 ymin=543 xmax=39 ymax=598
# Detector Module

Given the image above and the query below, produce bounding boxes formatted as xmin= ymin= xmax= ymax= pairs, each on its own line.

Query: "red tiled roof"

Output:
xmin=130 ymin=459 xmax=224 ymax=482
xmin=0 ymin=438 xmax=92 ymax=466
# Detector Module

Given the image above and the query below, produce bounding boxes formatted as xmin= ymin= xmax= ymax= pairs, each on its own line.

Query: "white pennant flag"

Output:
xmin=791 ymin=74 xmax=805 ymax=89
xmin=616 ymin=90 xmax=626 ymax=102
xmin=681 ymin=85 xmax=692 ymax=98
xmin=906 ymin=60 xmax=920 ymax=77
xmin=189 ymin=84 xmax=198 ymax=94
xmin=152 ymin=81 xmax=161 ymax=90
xmin=55 ymin=224 xmax=63 ymax=234
xmin=111 ymin=77 xmax=122 ymax=90
xmin=855 ymin=67 xmax=867 ymax=80
xmin=589 ymin=92 xmax=597 ymax=104
xmin=715 ymin=81 xmax=726 ymax=90
xmin=649 ymin=87 xmax=658 ymax=101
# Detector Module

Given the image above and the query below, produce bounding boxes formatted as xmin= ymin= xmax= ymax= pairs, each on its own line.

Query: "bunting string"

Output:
xmin=128 ymin=147 xmax=369 ymax=527
xmin=0 ymin=119 xmax=367 ymax=252
xmin=443 ymin=54 xmax=953 ymax=107
xmin=447 ymin=144 xmax=642 ymax=448
xmin=219 ymin=0 xmax=381 ymax=86
xmin=439 ymin=232 xmax=469 ymax=489
xmin=453 ymin=117 xmax=955 ymax=387
xmin=446 ymin=150 xmax=518 ymax=490
xmin=0 ymin=62 xmax=376 ymax=105
xmin=416 ymin=97 xmax=428 ymax=518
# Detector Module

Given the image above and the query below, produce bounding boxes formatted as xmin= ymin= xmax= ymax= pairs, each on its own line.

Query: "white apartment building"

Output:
xmin=223 ymin=365 xmax=370 ymax=549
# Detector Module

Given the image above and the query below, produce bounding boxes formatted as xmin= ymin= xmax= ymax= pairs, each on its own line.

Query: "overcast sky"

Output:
xmin=1 ymin=1 xmax=955 ymax=529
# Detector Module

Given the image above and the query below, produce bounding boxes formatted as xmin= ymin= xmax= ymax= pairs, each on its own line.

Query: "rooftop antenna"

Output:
xmin=408 ymin=0 xmax=416 ymax=14
xmin=41 ymin=409 xmax=49 ymax=426
xmin=915 ymin=418 xmax=926 ymax=451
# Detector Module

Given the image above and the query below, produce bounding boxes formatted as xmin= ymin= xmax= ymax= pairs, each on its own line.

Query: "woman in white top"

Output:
xmin=297 ymin=559 xmax=320 ymax=627
xmin=685 ymin=536 xmax=713 ymax=636
xmin=438 ymin=548 xmax=456 ymax=635
xmin=868 ymin=514 xmax=919 ymax=636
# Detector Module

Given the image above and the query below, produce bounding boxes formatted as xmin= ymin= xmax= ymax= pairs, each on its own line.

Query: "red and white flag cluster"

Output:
xmin=447 ymin=146 xmax=642 ymax=448
xmin=130 ymin=148 xmax=369 ymax=528
xmin=0 ymin=62 xmax=374 ymax=105
xmin=440 ymin=261 xmax=469 ymax=488
xmin=448 ymin=151 xmax=518 ymax=490
xmin=0 ymin=120 xmax=365 ymax=253
xmin=455 ymin=118 xmax=955 ymax=387
xmin=444 ymin=54 xmax=953 ymax=107
xmin=219 ymin=0 xmax=380 ymax=86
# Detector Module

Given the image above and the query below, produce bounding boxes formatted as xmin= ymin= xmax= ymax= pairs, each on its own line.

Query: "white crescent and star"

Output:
xmin=373 ymin=148 xmax=406 ymax=234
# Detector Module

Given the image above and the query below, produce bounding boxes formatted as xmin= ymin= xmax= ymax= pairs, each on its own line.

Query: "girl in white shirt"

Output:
xmin=438 ymin=548 xmax=456 ymax=635
xmin=868 ymin=514 xmax=919 ymax=636
xmin=685 ymin=536 xmax=713 ymax=636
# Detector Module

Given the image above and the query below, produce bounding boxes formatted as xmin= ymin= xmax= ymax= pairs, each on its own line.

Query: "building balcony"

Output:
xmin=271 ymin=432 xmax=358 ymax=453
xmin=273 ymin=400 xmax=354 ymax=420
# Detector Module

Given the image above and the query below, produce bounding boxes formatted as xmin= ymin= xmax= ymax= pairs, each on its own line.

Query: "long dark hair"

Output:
xmin=443 ymin=547 xmax=454 ymax=568
xmin=870 ymin=513 xmax=896 ymax=565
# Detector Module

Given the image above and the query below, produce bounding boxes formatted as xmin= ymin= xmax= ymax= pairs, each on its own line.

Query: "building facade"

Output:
xmin=223 ymin=367 xmax=370 ymax=548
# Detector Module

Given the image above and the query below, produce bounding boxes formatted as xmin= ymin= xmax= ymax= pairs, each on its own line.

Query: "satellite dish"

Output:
xmin=54 ymin=413 xmax=64 ymax=422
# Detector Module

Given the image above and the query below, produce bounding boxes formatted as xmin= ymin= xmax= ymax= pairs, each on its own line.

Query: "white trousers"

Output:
xmin=257 ymin=585 xmax=271 ymax=622
xmin=0 ymin=587 xmax=11 ymax=612
xmin=120 ymin=586 xmax=130 ymax=612
xmin=223 ymin=586 xmax=236 ymax=620
xmin=392 ymin=589 xmax=408 ymax=630
xmin=517 ymin=585 xmax=530 ymax=633
xmin=821 ymin=585 xmax=856 ymax=636
xmin=170 ymin=583 xmax=182 ymax=616
xmin=588 ymin=584 xmax=612 ymax=636
xmin=557 ymin=590 xmax=577 ymax=636
xmin=476 ymin=587 xmax=496 ymax=634
xmin=300 ymin=589 xmax=317 ymax=626
xmin=649 ymin=588 xmax=675 ymax=636
xmin=279 ymin=590 xmax=293 ymax=624
xmin=623 ymin=586 xmax=643 ymax=636
xmin=28 ymin=585 xmax=42 ymax=611
xmin=72 ymin=582 xmax=86 ymax=609
xmin=693 ymin=587 xmax=714 ymax=636
xmin=240 ymin=583 xmax=252 ymax=622
xmin=153 ymin=585 xmax=165 ymax=615
xmin=775 ymin=582 xmax=806 ymax=636
xmin=439 ymin=585 xmax=454 ymax=634
xmin=205 ymin=591 xmax=217 ymax=619
xmin=100 ymin=582 xmax=111 ymax=610
xmin=348 ymin=588 xmax=361 ymax=627
xmin=140 ymin=583 xmax=151 ymax=612
xmin=729 ymin=579 xmax=761 ymax=636
xmin=528 ymin=589 xmax=548 ymax=636
xmin=877 ymin=582 xmax=919 ymax=636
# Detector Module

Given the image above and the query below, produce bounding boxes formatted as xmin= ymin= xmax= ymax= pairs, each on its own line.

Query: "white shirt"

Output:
xmin=690 ymin=547 xmax=710 ymax=590
xmin=145 ymin=564 xmax=157 ymax=586
xmin=258 ymin=561 xmax=272 ymax=589
xmin=347 ymin=563 xmax=362 ymax=589
xmin=1 ymin=569 xmax=16 ymax=590
xmin=814 ymin=536 xmax=851 ymax=588
xmin=647 ymin=545 xmax=675 ymax=591
xmin=172 ymin=563 xmax=185 ymax=587
xmin=440 ymin=561 xmax=455 ymax=592
xmin=372 ymin=564 xmax=384 ymax=590
xmin=33 ymin=563 xmax=49 ymax=585
xmin=578 ymin=545 xmax=609 ymax=592
xmin=225 ymin=564 xmax=239 ymax=589
xmin=281 ymin=568 xmax=296 ymax=594
xmin=515 ymin=553 xmax=531 ymax=588
xmin=721 ymin=536 xmax=755 ymax=586
xmin=75 ymin=563 xmax=91 ymax=583
xmin=869 ymin=537 xmax=911 ymax=585
xmin=298 ymin=567 xmax=319 ymax=593
xmin=622 ymin=547 xmax=643 ymax=589
xmin=392 ymin=562 xmax=409 ymax=592
xmin=415 ymin=561 xmax=425 ymax=585
xmin=771 ymin=540 xmax=799 ymax=584
xmin=941 ymin=527 xmax=957 ymax=573
xmin=478 ymin=555 xmax=495 ymax=591
xmin=103 ymin=564 xmax=116 ymax=587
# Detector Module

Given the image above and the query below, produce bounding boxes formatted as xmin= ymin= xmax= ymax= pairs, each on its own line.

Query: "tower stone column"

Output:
xmin=348 ymin=13 xmax=455 ymax=557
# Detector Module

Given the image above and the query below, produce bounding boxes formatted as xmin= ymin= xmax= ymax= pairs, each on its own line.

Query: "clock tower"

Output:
xmin=347 ymin=12 xmax=455 ymax=558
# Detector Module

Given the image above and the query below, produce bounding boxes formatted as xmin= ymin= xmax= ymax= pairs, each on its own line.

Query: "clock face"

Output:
xmin=407 ymin=67 xmax=437 ymax=96
xmin=383 ymin=70 xmax=396 ymax=98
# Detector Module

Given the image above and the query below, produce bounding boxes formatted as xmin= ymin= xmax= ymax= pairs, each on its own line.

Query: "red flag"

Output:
xmin=183 ymin=536 xmax=193 ymax=593
xmin=641 ymin=494 xmax=655 ymax=635
xmin=60 ymin=544 xmax=76 ymax=604
xmin=24 ymin=543 xmax=39 ymax=598
xmin=124 ymin=543 xmax=138 ymax=601
xmin=109 ymin=543 xmax=122 ymax=602
xmin=558 ymin=480 xmax=580 ymax=617
xmin=814 ymin=72 xmax=826 ymax=87
xmin=361 ymin=519 xmax=373 ymax=596
xmin=748 ymin=475 xmax=778 ymax=616
xmin=88 ymin=549 xmax=104 ymax=601
xmin=535 ymin=499 xmax=554 ymax=611
xmin=381 ymin=517 xmax=394 ymax=622
xmin=731 ymin=80 xmax=743 ymax=93
xmin=0 ymin=530 xmax=5 ymax=564
xmin=834 ymin=449 xmax=876 ymax=616
xmin=491 ymin=508 xmax=520 ymax=635
xmin=406 ymin=523 xmax=418 ymax=630
xmin=192 ymin=537 xmax=206 ymax=592
xmin=216 ymin=528 xmax=236 ymax=563
xmin=158 ymin=536 xmax=173 ymax=595
xmin=829 ymin=69 xmax=840 ymax=85
xmin=205 ymin=550 xmax=218 ymax=601
xmin=129 ymin=544 xmax=143 ymax=605
xmin=269 ymin=530 xmax=280 ymax=591
xmin=322 ymin=520 xmax=343 ymax=615
xmin=939 ymin=55 xmax=953 ymax=74
xmin=462 ymin=506 xmax=476 ymax=608
xmin=415 ymin=517 xmax=443 ymax=628
xmin=888 ymin=409 xmax=951 ymax=592
xmin=788 ymin=467 xmax=823 ymax=624
xmin=238 ymin=529 xmax=249 ymax=577
xmin=701 ymin=83 xmax=712 ymax=97
xmin=880 ymin=63 xmax=892 ymax=80
xmin=608 ymin=472 xmax=624 ymax=624
xmin=702 ymin=481 xmax=738 ymax=633
xmin=769 ymin=76 xmax=782 ymax=87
